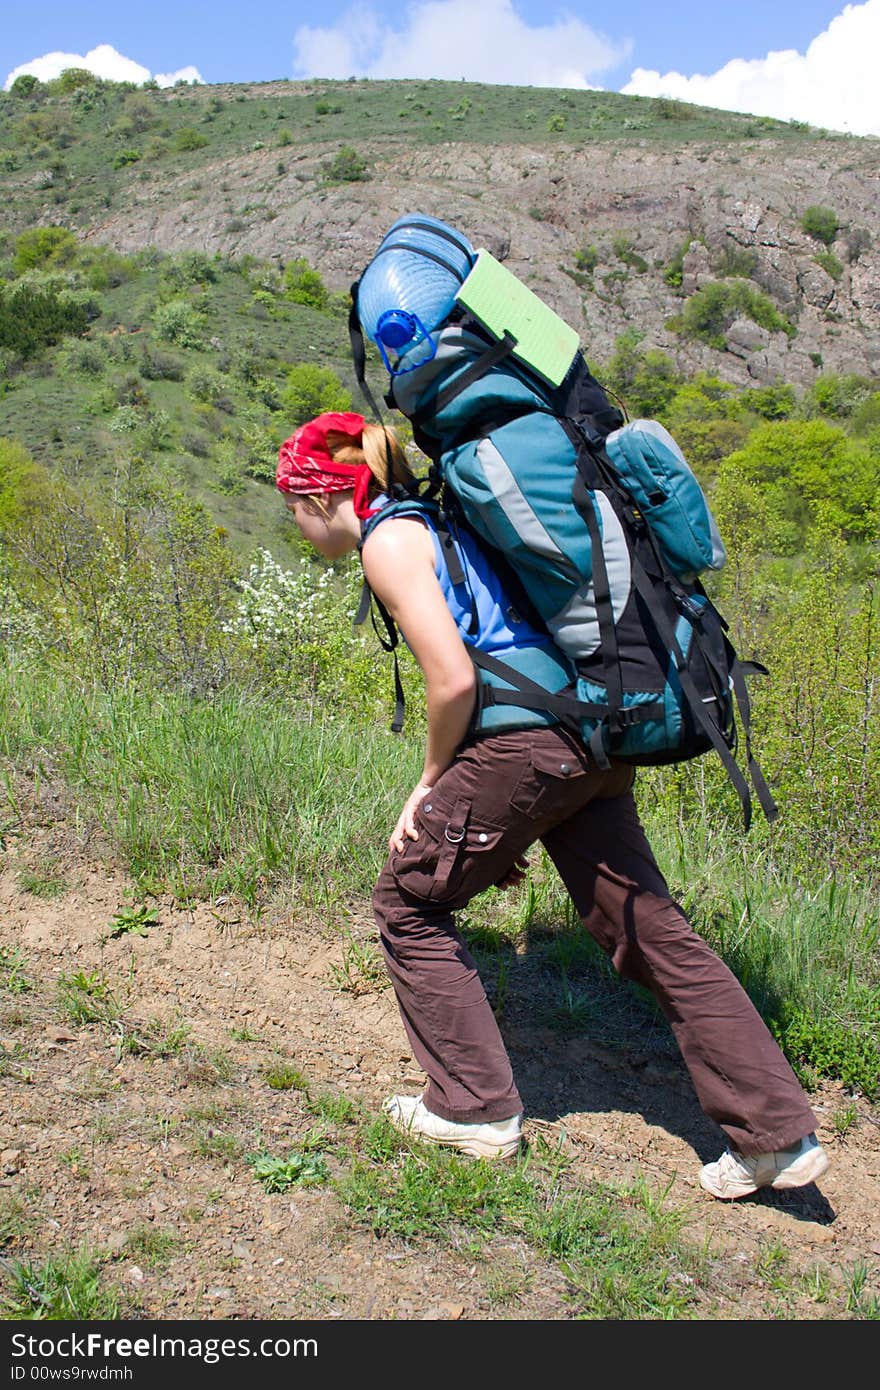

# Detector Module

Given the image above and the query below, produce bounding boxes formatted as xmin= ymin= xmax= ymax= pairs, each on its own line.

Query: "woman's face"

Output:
xmin=284 ymin=491 xmax=359 ymax=560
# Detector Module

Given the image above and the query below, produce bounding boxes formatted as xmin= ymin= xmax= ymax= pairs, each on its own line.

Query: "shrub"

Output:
xmin=173 ymin=128 xmax=209 ymax=153
xmin=800 ymin=205 xmax=839 ymax=246
xmin=662 ymin=237 xmax=692 ymax=288
xmin=0 ymin=276 xmax=93 ymax=358
xmin=153 ymin=298 xmax=205 ymax=349
xmin=321 ymin=146 xmax=369 ymax=183
xmin=51 ymin=68 xmax=97 ymax=95
xmin=547 ymin=114 xmax=566 ymax=132
xmin=282 ymin=258 xmax=328 ymax=311
xmin=813 ymin=250 xmax=843 ymax=281
xmin=676 ymin=280 xmax=794 ymax=347
xmin=600 ymin=331 xmax=682 ymax=419
xmin=13 ymin=226 xmax=78 ymax=274
xmin=574 ymin=245 xmax=599 ymax=274
xmin=612 ymin=233 xmax=648 ymax=274
xmin=113 ymin=149 xmax=141 ymax=169
xmin=140 ymin=347 xmax=184 ymax=382
xmin=186 ymin=364 xmax=231 ymax=406
xmin=279 ymin=363 xmax=351 ymax=426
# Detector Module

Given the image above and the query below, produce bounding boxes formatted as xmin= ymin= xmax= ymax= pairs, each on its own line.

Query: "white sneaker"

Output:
xmin=382 ymin=1095 xmax=523 ymax=1160
xmin=699 ymin=1133 xmax=829 ymax=1200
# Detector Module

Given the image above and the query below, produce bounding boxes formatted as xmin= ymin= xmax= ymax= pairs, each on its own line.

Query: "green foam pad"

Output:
xmin=455 ymin=249 xmax=580 ymax=386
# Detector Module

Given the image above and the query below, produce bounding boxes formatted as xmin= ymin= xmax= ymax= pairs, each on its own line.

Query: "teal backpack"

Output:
xmin=349 ymin=215 xmax=777 ymax=828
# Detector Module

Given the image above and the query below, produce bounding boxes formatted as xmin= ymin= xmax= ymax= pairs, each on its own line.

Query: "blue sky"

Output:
xmin=3 ymin=1 xmax=878 ymax=135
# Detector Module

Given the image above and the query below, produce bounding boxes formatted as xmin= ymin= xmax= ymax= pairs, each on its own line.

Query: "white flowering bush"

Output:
xmin=224 ymin=548 xmax=398 ymax=713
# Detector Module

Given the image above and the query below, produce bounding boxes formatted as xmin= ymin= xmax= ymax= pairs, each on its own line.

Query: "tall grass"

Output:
xmin=2 ymin=663 xmax=877 ymax=1092
xmin=1 ymin=665 xmax=421 ymax=905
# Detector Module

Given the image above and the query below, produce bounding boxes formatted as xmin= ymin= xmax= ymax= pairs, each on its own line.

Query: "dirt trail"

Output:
xmin=1 ymin=801 xmax=878 ymax=1322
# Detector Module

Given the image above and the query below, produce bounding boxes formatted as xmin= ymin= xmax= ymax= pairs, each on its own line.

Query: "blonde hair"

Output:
xmin=324 ymin=422 xmax=416 ymax=497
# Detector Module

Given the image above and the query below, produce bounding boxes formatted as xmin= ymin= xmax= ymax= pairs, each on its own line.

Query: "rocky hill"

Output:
xmin=3 ymin=76 xmax=879 ymax=386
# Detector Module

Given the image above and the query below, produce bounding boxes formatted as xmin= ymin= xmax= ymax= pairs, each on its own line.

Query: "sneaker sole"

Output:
xmin=700 ymin=1146 xmax=829 ymax=1200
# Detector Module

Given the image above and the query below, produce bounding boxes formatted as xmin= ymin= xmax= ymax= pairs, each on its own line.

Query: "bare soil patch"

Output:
xmin=1 ymin=792 xmax=878 ymax=1322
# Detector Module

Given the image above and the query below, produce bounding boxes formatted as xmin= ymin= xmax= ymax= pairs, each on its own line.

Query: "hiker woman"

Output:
xmin=276 ymin=410 xmax=829 ymax=1201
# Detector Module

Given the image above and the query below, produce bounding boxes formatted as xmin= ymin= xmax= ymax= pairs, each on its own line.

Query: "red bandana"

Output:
xmin=276 ymin=412 xmax=378 ymax=519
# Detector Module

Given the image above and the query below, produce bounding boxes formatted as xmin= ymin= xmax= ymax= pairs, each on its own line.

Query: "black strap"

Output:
xmin=629 ymin=558 xmax=757 ymax=829
xmin=371 ymin=240 xmax=467 ymax=280
xmin=348 ymin=281 xmax=388 ymax=421
xmin=572 ymin=473 xmax=625 ymax=730
xmin=729 ymin=655 xmax=779 ymax=823
xmin=353 ymin=578 xmax=405 ymax=734
xmin=470 ymin=648 xmax=663 ymax=731
xmin=431 ymin=332 xmax=519 ymax=417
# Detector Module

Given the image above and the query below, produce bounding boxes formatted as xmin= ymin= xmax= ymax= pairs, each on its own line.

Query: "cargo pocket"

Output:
xmin=509 ymin=743 xmax=590 ymax=819
xmin=390 ymin=793 xmax=507 ymax=905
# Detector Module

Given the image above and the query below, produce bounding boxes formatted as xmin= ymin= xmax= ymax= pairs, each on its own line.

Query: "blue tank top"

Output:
xmin=365 ymin=499 xmax=574 ymax=732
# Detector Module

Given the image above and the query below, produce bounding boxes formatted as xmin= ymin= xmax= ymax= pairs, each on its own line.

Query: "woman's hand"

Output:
xmin=389 ymin=781 xmax=433 ymax=853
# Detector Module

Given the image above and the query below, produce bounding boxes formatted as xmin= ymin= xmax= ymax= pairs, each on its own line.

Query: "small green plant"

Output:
xmin=107 ymin=902 xmax=159 ymax=938
xmin=124 ymin=1225 xmax=179 ymax=1266
xmin=612 ymin=233 xmax=649 ymax=273
xmin=248 ymin=1148 xmax=330 ymax=1192
xmin=843 ymin=1261 xmax=880 ymax=1318
xmin=814 ymin=250 xmax=843 ymax=281
xmin=57 ymin=970 xmax=120 ymax=1025
xmin=173 ymin=127 xmax=209 ymax=153
xmin=0 ymin=946 xmax=32 ymax=995
xmin=329 ymin=933 xmax=388 ymax=995
xmin=16 ymin=866 xmax=67 ymax=898
xmin=190 ymin=1127 xmax=242 ymax=1160
xmin=0 ymin=1246 xmax=120 ymax=1319
xmin=305 ymin=1091 xmax=359 ymax=1124
xmin=263 ymin=1062 xmax=309 ymax=1091
xmin=830 ymin=1101 xmax=859 ymax=1136
xmin=547 ymin=113 xmax=566 ymax=132
xmin=113 ymin=1017 xmax=192 ymax=1060
xmin=772 ymin=1006 xmax=879 ymax=1099
xmin=801 ymin=205 xmax=840 ymax=246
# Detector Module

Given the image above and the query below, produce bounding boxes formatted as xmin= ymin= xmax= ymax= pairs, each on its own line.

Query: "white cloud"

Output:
xmin=4 ymin=43 xmax=203 ymax=91
xmin=293 ymin=0 xmax=630 ymax=88
xmin=623 ymin=0 xmax=880 ymax=137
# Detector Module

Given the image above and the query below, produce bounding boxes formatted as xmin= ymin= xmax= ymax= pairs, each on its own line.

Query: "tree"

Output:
xmin=9 ymin=74 xmax=40 ymax=98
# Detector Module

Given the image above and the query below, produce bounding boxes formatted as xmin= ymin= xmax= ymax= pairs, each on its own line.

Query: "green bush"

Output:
xmin=574 ymin=245 xmax=599 ymax=274
xmin=113 ymin=148 xmax=141 ymax=169
xmin=153 ymin=298 xmax=205 ymax=349
xmin=279 ymin=363 xmax=351 ymax=426
xmin=662 ymin=238 xmax=693 ymax=289
xmin=13 ymin=226 xmax=78 ymax=274
xmin=772 ymin=1006 xmax=879 ymax=1099
xmin=173 ymin=128 xmax=209 ymax=153
xmin=282 ymin=258 xmax=328 ymax=311
xmin=801 ymin=205 xmax=839 ymax=246
xmin=600 ymin=331 xmax=682 ymax=419
xmin=321 ymin=146 xmax=369 ymax=183
xmin=0 ymin=275 xmax=94 ymax=358
xmin=812 ymin=250 xmax=843 ymax=281
xmin=9 ymin=74 xmax=40 ymax=98
xmin=676 ymin=280 xmax=795 ymax=348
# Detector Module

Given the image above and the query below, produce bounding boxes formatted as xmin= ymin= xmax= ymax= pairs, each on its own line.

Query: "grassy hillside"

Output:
xmin=0 ymin=74 xmax=850 ymax=239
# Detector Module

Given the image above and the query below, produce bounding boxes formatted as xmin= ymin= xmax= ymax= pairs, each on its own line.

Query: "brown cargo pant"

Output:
xmin=372 ymin=726 xmax=817 ymax=1157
